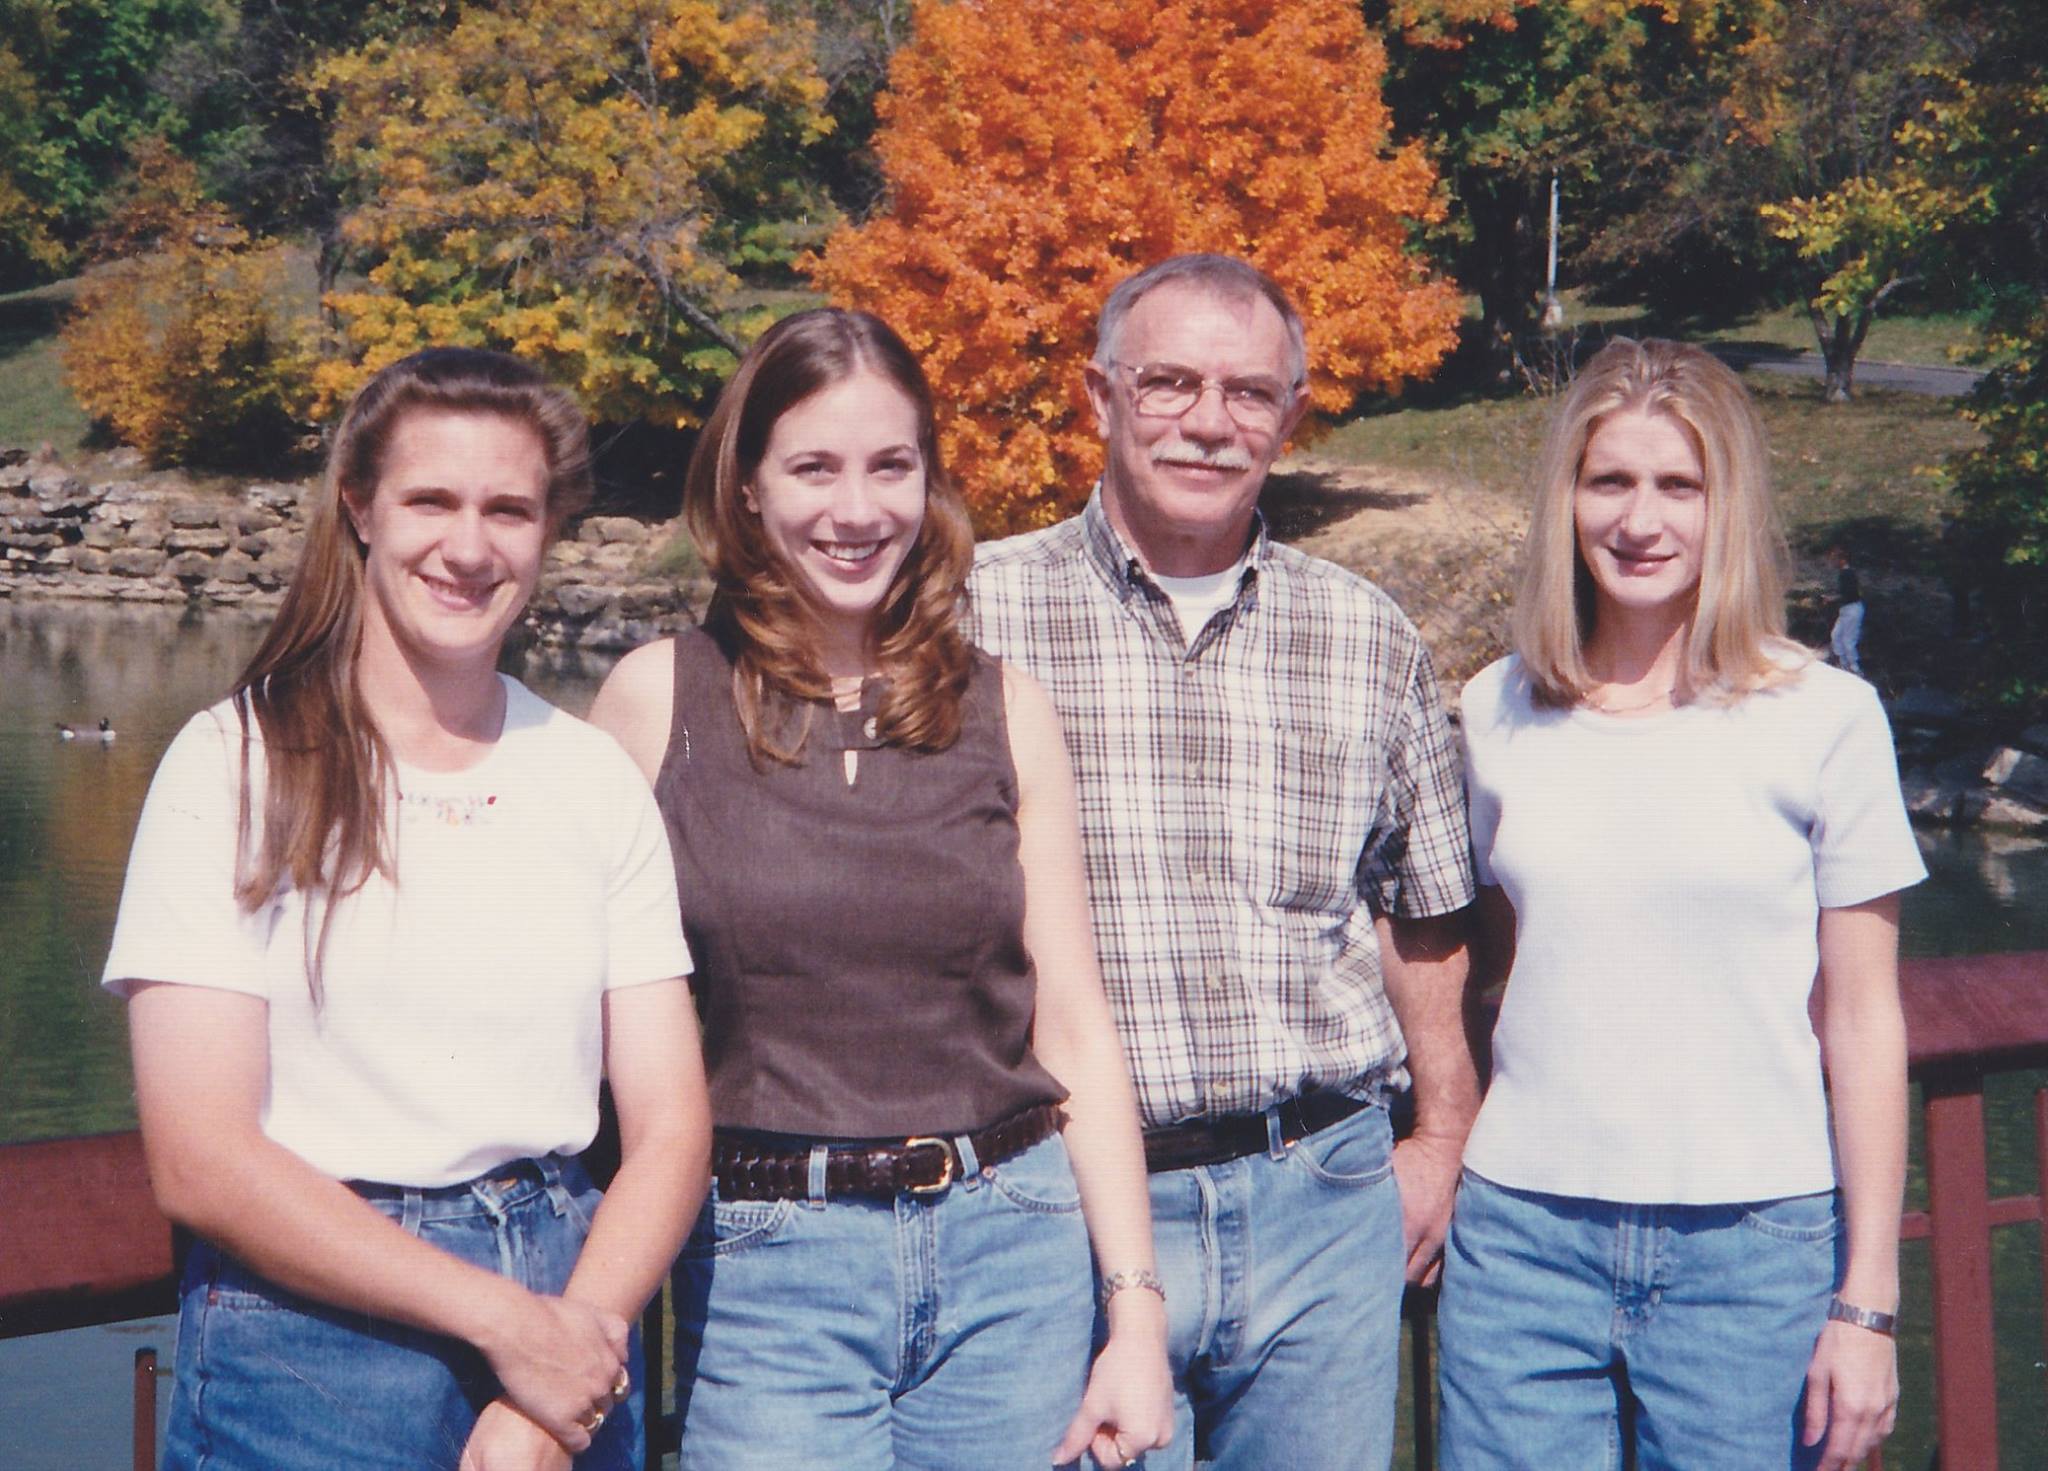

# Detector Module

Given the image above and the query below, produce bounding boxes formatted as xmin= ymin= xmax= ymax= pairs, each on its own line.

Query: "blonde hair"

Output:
xmin=232 ymin=348 xmax=591 ymax=1000
xmin=683 ymin=308 xmax=975 ymax=765
xmin=1512 ymin=337 xmax=1799 ymax=706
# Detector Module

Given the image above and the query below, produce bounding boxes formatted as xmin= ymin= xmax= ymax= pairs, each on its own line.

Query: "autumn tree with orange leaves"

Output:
xmin=812 ymin=0 xmax=1461 ymax=535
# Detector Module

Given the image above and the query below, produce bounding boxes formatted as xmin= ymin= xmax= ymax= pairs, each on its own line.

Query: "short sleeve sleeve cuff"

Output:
xmin=1812 ymin=681 xmax=1928 ymax=909
xmin=102 ymin=708 xmax=274 ymax=1000
xmin=597 ymin=753 xmax=693 ymax=990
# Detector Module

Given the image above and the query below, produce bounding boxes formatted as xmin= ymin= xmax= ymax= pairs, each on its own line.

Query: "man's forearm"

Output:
xmin=1376 ymin=911 xmax=1481 ymax=1138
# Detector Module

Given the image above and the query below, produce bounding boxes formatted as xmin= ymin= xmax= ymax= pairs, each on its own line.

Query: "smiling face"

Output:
xmin=1573 ymin=406 xmax=1709 ymax=632
xmin=1086 ymin=282 xmax=1305 ymax=577
xmin=749 ymin=369 xmax=927 ymax=672
xmin=345 ymin=408 xmax=552 ymax=678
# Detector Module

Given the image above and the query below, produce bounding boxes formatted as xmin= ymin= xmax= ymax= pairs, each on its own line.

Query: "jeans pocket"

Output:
xmin=1736 ymin=1190 xmax=1841 ymax=1243
xmin=191 ymin=1245 xmax=313 ymax=1313
xmin=679 ymin=1194 xmax=794 ymax=1259
xmin=1294 ymin=1106 xmax=1395 ymax=1189
xmin=988 ymin=1135 xmax=1083 ymax=1213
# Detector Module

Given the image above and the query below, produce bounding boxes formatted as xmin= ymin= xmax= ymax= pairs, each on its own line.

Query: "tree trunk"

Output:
xmin=1808 ymin=303 xmax=1856 ymax=403
xmin=1468 ymin=177 xmax=1534 ymax=379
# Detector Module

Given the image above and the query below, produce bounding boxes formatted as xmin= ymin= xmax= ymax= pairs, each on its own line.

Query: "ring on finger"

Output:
xmin=578 ymin=1406 xmax=607 ymax=1433
xmin=612 ymin=1368 xmax=632 ymax=1400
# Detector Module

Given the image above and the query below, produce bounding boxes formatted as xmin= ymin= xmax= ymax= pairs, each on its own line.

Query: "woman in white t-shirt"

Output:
xmin=103 ymin=349 xmax=710 ymax=1471
xmin=1437 ymin=339 xmax=1924 ymax=1471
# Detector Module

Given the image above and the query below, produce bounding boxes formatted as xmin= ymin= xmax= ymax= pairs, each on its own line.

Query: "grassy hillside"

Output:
xmin=0 ymin=281 xmax=89 ymax=454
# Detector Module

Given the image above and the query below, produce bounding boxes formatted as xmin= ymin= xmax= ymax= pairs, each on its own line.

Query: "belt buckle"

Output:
xmin=901 ymin=1137 xmax=956 ymax=1195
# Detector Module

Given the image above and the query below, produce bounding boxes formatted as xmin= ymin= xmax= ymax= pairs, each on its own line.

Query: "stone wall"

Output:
xmin=0 ymin=447 xmax=709 ymax=651
xmin=1896 ymin=684 xmax=2048 ymax=835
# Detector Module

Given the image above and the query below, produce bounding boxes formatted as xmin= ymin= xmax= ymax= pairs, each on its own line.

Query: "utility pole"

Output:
xmin=1540 ymin=172 xmax=1566 ymax=332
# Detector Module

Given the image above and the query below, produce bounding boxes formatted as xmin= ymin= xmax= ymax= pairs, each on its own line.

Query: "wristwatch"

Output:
xmin=1827 ymin=1295 xmax=1898 ymax=1336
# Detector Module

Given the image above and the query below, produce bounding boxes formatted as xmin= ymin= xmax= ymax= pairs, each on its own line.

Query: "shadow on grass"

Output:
xmin=0 ymin=282 xmax=75 ymax=363
xmin=1258 ymin=466 xmax=1428 ymax=541
xmin=1705 ymin=338 xmax=1810 ymax=364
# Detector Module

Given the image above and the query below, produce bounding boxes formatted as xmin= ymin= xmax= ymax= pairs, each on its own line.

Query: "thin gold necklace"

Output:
xmin=1583 ymin=684 xmax=1675 ymax=715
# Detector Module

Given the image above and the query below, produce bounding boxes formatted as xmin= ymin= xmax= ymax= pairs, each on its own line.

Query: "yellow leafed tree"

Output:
xmin=313 ymin=0 xmax=832 ymax=425
xmin=62 ymin=139 xmax=310 ymax=466
xmin=813 ymin=0 xmax=1462 ymax=534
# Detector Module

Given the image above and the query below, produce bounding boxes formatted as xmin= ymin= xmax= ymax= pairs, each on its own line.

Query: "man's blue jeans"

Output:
xmin=161 ymin=1153 xmax=640 ymax=1471
xmin=1141 ymin=1098 xmax=1406 ymax=1471
xmin=672 ymin=1131 xmax=1095 ymax=1469
xmin=1438 ymin=1169 xmax=1842 ymax=1470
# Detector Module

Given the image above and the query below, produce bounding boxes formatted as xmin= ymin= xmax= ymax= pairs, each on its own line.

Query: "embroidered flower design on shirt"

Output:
xmin=399 ymin=790 xmax=499 ymax=827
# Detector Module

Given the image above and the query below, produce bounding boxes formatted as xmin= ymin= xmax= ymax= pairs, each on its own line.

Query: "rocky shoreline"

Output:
xmin=5 ymin=446 xmax=2045 ymax=835
xmin=0 ymin=446 xmax=709 ymax=656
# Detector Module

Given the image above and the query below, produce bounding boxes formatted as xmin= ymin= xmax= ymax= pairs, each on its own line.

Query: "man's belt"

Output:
xmin=1142 ymin=1091 xmax=1370 ymax=1174
xmin=712 ymin=1102 xmax=1065 ymax=1201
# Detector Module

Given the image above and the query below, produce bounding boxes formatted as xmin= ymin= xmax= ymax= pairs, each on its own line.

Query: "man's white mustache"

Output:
xmin=1150 ymin=443 xmax=1253 ymax=471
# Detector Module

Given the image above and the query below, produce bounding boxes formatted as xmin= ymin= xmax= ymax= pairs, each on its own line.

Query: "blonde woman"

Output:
xmin=105 ymin=349 xmax=709 ymax=1471
xmin=590 ymin=308 xmax=1172 ymax=1470
xmin=1438 ymin=339 xmax=1923 ymax=1471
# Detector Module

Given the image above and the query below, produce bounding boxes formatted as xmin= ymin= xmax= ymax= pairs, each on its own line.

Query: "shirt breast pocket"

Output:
xmin=1262 ymin=728 xmax=1377 ymax=912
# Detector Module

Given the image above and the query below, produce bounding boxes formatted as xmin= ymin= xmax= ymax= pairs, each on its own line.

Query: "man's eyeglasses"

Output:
xmin=1108 ymin=362 xmax=1300 ymax=432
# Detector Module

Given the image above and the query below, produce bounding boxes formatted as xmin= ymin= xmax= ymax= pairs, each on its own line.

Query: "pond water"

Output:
xmin=2 ymin=599 xmax=2044 ymax=1467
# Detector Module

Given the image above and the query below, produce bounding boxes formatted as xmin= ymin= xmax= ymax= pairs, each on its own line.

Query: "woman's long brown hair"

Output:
xmin=684 ymin=309 xmax=975 ymax=765
xmin=231 ymin=348 xmax=592 ymax=1001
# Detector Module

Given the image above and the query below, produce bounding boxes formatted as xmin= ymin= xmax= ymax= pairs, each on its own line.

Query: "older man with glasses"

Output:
xmin=968 ymin=254 xmax=1478 ymax=1470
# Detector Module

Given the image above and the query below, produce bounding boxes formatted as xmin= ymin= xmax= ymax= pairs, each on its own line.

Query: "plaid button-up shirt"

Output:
xmin=967 ymin=492 xmax=1474 ymax=1128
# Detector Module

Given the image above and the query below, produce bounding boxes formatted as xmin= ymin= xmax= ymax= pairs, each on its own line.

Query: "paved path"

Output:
xmin=1710 ymin=344 xmax=1984 ymax=397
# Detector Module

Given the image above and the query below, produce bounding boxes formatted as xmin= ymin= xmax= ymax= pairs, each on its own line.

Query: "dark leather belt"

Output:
xmin=713 ymin=1102 xmax=1066 ymax=1201
xmin=1142 ymin=1091 xmax=1371 ymax=1174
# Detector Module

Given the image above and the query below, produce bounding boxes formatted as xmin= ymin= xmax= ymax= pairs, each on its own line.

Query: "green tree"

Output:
xmin=1369 ymin=1 xmax=1765 ymax=365
xmin=312 ymin=0 xmax=833 ymax=426
xmin=4 ymin=0 xmax=230 ymax=278
xmin=1935 ymin=0 xmax=2048 ymax=663
xmin=0 ymin=5 xmax=68 ymax=281
xmin=1734 ymin=0 xmax=1977 ymax=399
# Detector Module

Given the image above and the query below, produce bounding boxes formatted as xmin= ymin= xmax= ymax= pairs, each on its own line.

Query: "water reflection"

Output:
xmin=1907 ymin=828 xmax=2048 ymax=957
xmin=0 ymin=602 xmax=615 ymax=1142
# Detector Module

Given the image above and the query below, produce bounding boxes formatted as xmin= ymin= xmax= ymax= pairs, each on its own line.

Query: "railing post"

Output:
xmin=2038 ymin=1088 xmax=2048 ymax=1413
xmin=642 ymin=1287 xmax=667 ymax=1471
xmin=1921 ymin=1071 xmax=1999 ymax=1470
xmin=1409 ymin=1297 xmax=1436 ymax=1471
xmin=132 ymin=1347 xmax=157 ymax=1471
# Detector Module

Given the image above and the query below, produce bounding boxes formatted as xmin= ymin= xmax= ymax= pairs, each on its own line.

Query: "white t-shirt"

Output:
xmin=1150 ymin=557 xmax=1249 ymax=644
xmin=103 ymin=677 xmax=691 ymax=1187
xmin=1459 ymin=654 xmax=1925 ymax=1204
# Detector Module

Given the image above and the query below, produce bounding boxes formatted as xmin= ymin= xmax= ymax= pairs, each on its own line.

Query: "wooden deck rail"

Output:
xmin=6 ymin=950 xmax=2046 ymax=1470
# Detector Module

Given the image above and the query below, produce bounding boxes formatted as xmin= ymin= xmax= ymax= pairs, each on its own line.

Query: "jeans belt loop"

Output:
xmin=805 ymin=1144 xmax=830 ymax=1210
xmin=1264 ymin=1104 xmax=1289 ymax=1161
xmin=952 ymin=1130 xmax=984 ymax=1189
xmin=537 ymin=1152 xmax=574 ymax=1218
xmin=398 ymin=1186 xmax=425 ymax=1237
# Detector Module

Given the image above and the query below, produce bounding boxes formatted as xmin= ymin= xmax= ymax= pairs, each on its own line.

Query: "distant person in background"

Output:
xmin=1829 ymin=543 xmax=1865 ymax=674
xmin=1441 ymin=339 xmax=1924 ymax=1471
xmin=104 ymin=348 xmax=709 ymax=1471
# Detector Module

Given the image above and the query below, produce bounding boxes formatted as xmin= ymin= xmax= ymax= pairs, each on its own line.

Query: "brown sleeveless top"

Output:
xmin=656 ymin=620 xmax=1066 ymax=1138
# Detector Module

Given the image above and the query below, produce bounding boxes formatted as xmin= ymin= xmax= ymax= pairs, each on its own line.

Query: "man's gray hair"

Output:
xmin=1092 ymin=254 xmax=1309 ymax=389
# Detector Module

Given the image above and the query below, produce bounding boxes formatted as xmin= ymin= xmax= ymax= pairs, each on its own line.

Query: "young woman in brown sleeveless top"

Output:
xmin=591 ymin=309 xmax=1172 ymax=1470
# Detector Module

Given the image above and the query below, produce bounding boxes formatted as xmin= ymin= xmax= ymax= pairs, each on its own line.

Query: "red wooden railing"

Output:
xmin=6 ymin=951 xmax=2046 ymax=1471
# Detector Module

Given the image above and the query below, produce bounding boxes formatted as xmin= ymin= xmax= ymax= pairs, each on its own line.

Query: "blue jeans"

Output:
xmin=673 ymin=1130 xmax=1094 ymax=1469
xmin=1437 ymin=1170 xmax=1843 ymax=1471
xmin=161 ymin=1154 xmax=640 ymax=1471
xmin=1141 ymin=1098 xmax=1405 ymax=1471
